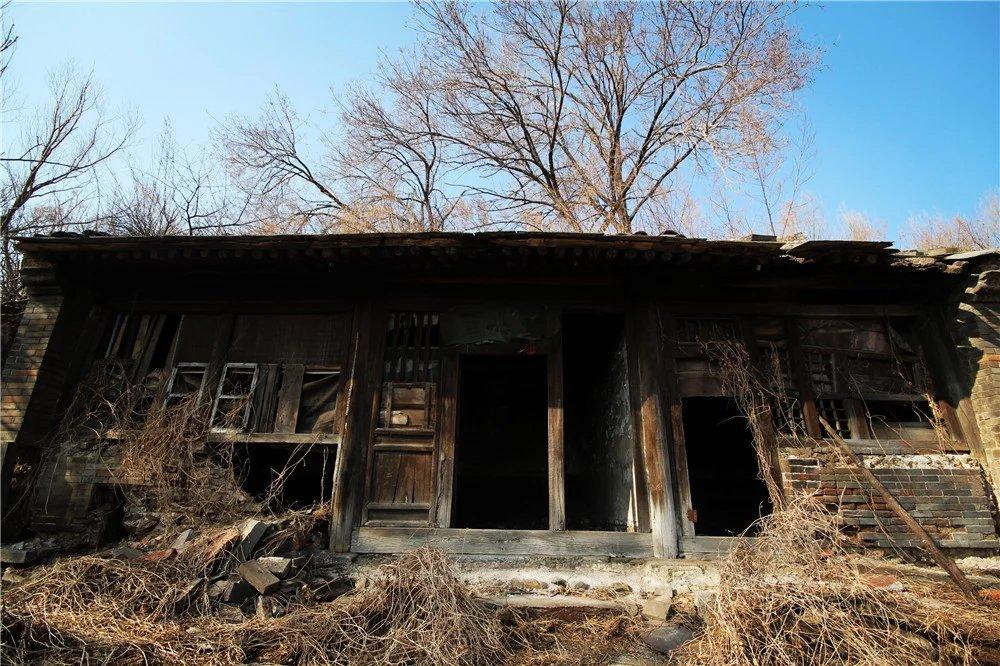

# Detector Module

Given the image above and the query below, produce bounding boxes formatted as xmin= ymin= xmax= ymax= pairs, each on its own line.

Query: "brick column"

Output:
xmin=0 ymin=255 xmax=90 ymax=514
xmin=952 ymin=259 xmax=1000 ymax=508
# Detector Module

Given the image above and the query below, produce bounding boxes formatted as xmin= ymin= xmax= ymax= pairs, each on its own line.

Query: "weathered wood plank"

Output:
xmin=330 ymin=304 xmax=380 ymax=552
xmin=353 ymin=527 xmax=653 ymax=557
xmin=658 ymin=314 xmax=695 ymax=537
xmin=273 ymin=364 xmax=304 ymax=433
xmin=547 ymin=311 xmax=566 ymax=531
xmin=679 ymin=536 xmax=752 ymax=556
xmin=435 ymin=348 xmax=459 ymax=527
xmin=629 ymin=303 xmax=678 ymax=558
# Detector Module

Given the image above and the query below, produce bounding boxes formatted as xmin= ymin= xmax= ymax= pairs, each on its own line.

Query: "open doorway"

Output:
xmin=452 ymin=355 xmax=548 ymax=529
xmin=682 ymin=397 xmax=772 ymax=536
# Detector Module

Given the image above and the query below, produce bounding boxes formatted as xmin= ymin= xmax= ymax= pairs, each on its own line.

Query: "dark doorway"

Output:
xmin=682 ymin=397 xmax=772 ymax=536
xmin=563 ymin=313 xmax=642 ymax=531
xmin=452 ymin=355 xmax=548 ymax=529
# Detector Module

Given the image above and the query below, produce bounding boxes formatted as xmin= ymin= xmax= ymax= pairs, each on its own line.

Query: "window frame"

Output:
xmin=210 ymin=362 xmax=260 ymax=432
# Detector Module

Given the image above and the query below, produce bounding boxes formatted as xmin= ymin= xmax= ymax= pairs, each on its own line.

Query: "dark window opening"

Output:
xmin=563 ymin=313 xmax=642 ymax=531
xmin=234 ymin=444 xmax=333 ymax=510
xmin=682 ymin=397 xmax=772 ymax=536
xmin=865 ymin=399 xmax=937 ymax=441
xmin=90 ymin=484 xmax=127 ymax=545
xmin=452 ymin=355 xmax=548 ymax=529
xmin=296 ymin=370 xmax=341 ymax=433
xmin=147 ymin=314 xmax=181 ymax=370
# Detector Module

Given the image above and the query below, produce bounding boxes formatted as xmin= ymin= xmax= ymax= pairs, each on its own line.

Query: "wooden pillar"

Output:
xmin=629 ymin=302 xmax=678 ymax=558
xmin=330 ymin=302 xmax=381 ymax=552
xmin=547 ymin=311 xmax=566 ymax=530
xmin=658 ymin=314 xmax=696 ymax=536
xmin=435 ymin=347 xmax=459 ymax=527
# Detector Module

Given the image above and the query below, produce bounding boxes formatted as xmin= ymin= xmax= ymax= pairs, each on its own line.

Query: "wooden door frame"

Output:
xmin=433 ymin=334 xmax=563 ymax=530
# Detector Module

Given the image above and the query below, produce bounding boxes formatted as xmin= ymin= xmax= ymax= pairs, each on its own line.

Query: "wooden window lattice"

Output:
xmin=384 ymin=312 xmax=441 ymax=383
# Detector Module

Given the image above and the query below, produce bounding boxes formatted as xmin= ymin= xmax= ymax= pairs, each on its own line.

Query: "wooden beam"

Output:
xmin=629 ymin=303 xmax=679 ymax=558
xmin=785 ymin=318 xmax=822 ymax=439
xmin=679 ymin=536 xmax=751 ymax=557
xmin=819 ymin=416 xmax=979 ymax=601
xmin=353 ymin=527 xmax=652 ymax=557
xmin=272 ymin=364 xmax=304 ymax=433
xmin=547 ymin=311 xmax=566 ymax=531
xmin=435 ymin=348 xmax=459 ymax=527
xmin=330 ymin=303 xmax=381 ymax=552
xmin=658 ymin=314 xmax=695 ymax=537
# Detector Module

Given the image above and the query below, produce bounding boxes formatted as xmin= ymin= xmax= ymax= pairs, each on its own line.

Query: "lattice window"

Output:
xmin=817 ymin=398 xmax=851 ymax=438
xmin=384 ymin=312 xmax=440 ymax=382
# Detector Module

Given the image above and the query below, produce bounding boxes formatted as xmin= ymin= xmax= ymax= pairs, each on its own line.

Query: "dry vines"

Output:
xmin=1 ymin=547 xmax=533 ymax=665
xmin=675 ymin=497 xmax=1000 ymax=665
xmin=702 ymin=339 xmax=796 ymax=509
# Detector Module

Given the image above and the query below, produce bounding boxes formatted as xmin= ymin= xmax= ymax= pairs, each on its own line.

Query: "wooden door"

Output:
xmin=362 ymin=312 xmax=442 ymax=526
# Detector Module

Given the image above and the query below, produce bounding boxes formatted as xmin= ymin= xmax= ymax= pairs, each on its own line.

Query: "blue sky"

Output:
xmin=3 ymin=1 xmax=999 ymax=241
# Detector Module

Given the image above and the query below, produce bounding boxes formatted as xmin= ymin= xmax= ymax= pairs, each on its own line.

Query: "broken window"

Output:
xmin=164 ymin=363 xmax=207 ymax=408
xmin=296 ymin=369 xmax=341 ymax=434
xmin=799 ymin=318 xmax=930 ymax=440
xmin=211 ymin=363 xmax=258 ymax=431
xmin=752 ymin=318 xmax=807 ymax=437
xmin=384 ymin=312 xmax=440 ymax=383
xmin=234 ymin=444 xmax=334 ymax=510
xmin=671 ymin=316 xmax=740 ymax=397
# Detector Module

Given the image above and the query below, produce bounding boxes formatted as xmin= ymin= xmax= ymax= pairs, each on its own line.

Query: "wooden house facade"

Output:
xmin=3 ymin=232 xmax=999 ymax=557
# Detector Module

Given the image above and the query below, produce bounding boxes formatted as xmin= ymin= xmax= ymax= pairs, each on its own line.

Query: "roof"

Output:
xmin=14 ymin=231 xmax=993 ymax=274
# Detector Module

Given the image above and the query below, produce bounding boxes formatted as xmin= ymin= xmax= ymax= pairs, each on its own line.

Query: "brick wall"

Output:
xmin=783 ymin=447 xmax=998 ymax=550
xmin=1 ymin=256 xmax=98 ymax=530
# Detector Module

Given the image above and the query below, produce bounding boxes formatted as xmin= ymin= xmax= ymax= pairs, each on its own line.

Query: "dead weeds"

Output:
xmin=674 ymin=497 xmax=1000 ymax=665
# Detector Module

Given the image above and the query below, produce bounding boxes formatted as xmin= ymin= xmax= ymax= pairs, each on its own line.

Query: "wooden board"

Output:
xmin=353 ymin=527 xmax=653 ymax=557
xmin=547 ymin=311 xmax=566 ymax=531
xmin=273 ymin=364 xmax=304 ymax=433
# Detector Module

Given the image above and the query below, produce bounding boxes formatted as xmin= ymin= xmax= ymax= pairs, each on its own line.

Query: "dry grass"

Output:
xmin=674 ymin=497 xmax=1000 ymax=665
xmin=1 ymin=546 xmax=539 ymax=665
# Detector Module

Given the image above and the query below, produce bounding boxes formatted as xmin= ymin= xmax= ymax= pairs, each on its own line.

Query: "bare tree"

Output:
xmin=1 ymin=66 xmax=135 ymax=265
xmin=0 ymin=53 xmax=134 ymax=354
xmin=416 ymin=0 xmax=813 ymax=233
xmin=222 ymin=1 xmax=813 ymax=235
xmin=219 ymin=90 xmax=351 ymax=233
xmin=837 ymin=209 xmax=886 ymax=242
xmin=902 ymin=191 xmax=1000 ymax=251
xmin=101 ymin=121 xmax=249 ymax=236
xmin=335 ymin=56 xmax=462 ymax=232
xmin=0 ymin=1 xmax=16 ymax=80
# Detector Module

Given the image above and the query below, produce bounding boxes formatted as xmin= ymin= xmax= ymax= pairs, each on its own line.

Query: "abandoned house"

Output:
xmin=2 ymin=231 xmax=999 ymax=559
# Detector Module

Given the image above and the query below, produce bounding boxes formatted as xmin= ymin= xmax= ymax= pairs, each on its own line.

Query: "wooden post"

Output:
xmin=435 ymin=348 xmax=459 ymax=527
xmin=330 ymin=302 xmax=380 ymax=552
xmin=547 ymin=311 xmax=566 ymax=531
xmin=630 ymin=303 xmax=678 ymax=558
xmin=659 ymin=313 xmax=695 ymax=536
xmin=819 ymin=416 xmax=979 ymax=601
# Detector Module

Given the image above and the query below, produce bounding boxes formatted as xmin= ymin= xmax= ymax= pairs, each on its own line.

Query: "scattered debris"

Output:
xmin=236 ymin=560 xmax=281 ymax=595
xmin=643 ymin=624 xmax=695 ymax=654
